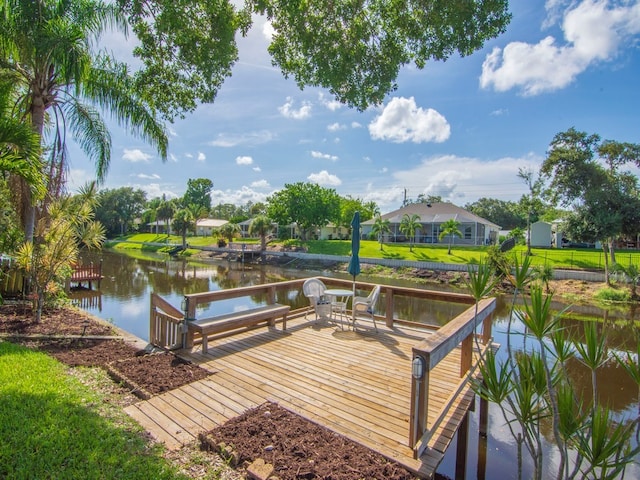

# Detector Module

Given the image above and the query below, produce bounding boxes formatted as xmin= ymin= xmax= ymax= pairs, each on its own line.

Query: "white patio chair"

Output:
xmin=352 ymin=285 xmax=381 ymax=331
xmin=302 ymin=278 xmax=329 ymax=320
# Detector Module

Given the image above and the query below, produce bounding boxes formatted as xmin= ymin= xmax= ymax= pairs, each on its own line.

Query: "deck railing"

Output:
xmin=149 ymin=277 xmax=496 ymax=449
xmin=409 ymin=297 xmax=496 ymax=457
xmin=150 ymin=293 xmax=184 ymax=350
xmin=67 ymin=261 xmax=103 ymax=289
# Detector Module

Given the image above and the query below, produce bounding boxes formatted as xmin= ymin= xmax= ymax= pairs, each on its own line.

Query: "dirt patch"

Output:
xmin=201 ymin=402 xmax=420 ymax=480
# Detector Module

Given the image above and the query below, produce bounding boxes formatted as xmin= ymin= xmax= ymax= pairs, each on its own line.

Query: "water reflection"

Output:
xmin=71 ymin=249 xmax=640 ymax=479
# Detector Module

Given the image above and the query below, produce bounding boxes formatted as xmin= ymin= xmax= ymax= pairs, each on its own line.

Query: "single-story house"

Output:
xmin=238 ymin=219 xmax=278 ymax=238
xmin=361 ymin=202 xmax=500 ymax=246
xmin=319 ymin=223 xmax=350 ymax=240
xmin=196 ymin=218 xmax=228 ymax=236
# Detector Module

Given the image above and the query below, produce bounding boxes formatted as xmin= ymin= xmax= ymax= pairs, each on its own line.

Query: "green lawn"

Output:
xmin=0 ymin=342 xmax=187 ymax=480
xmin=108 ymin=234 xmax=640 ymax=272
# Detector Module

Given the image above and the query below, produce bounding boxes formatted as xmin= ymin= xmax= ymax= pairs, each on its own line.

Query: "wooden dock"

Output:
xmin=67 ymin=261 xmax=103 ymax=290
xmin=127 ymin=292 xmax=494 ymax=479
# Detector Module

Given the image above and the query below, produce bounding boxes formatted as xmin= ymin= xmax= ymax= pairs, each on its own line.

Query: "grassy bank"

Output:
xmin=0 ymin=341 xmax=187 ymax=480
xmin=107 ymin=233 xmax=640 ymax=272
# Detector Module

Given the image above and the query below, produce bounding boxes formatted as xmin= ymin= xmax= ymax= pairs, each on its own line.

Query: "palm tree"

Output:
xmin=16 ymin=182 xmax=105 ymax=322
xmin=0 ymin=0 xmax=168 ymax=241
xmin=172 ymin=209 xmax=195 ymax=248
xmin=399 ymin=213 xmax=421 ymax=252
xmin=371 ymin=214 xmax=391 ymax=250
xmin=0 ymin=80 xmax=45 ymax=218
xmin=439 ymin=219 xmax=463 ymax=255
xmin=156 ymin=199 xmax=175 ymax=237
xmin=218 ymin=222 xmax=241 ymax=245
xmin=249 ymin=215 xmax=273 ymax=252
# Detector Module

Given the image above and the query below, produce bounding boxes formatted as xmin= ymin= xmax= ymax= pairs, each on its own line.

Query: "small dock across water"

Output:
xmin=128 ymin=278 xmax=496 ymax=479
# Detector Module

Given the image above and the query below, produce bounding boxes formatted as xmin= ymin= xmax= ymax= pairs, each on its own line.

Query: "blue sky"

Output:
xmin=67 ymin=0 xmax=640 ymax=212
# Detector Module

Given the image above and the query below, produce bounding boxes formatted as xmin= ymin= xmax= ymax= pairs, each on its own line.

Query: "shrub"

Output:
xmin=594 ymin=287 xmax=630 ymax=303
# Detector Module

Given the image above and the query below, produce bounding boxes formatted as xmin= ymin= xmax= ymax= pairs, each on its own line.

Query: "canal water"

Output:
xmin=72 ymin=249 xmax=640 ymax=480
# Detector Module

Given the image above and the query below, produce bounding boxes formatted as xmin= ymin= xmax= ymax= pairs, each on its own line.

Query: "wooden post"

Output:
xmin=460 ymin=333 xmax=472 ymax=376
xmin=409 ymin=350 xmax=429 ymax=452
xmin=477 ymin=394 xmax=489 ymax=480
xmin=482 ymin=311 xmax=492 ymax=345
xmin=149 ymin=294 xmax=156 ymax=345
xmin=97 ymin=259 xmax=103 ymax=289
xmin=385 ymin=287 xmax=394 ymax=328
xmin=455 ymin=412 xmax=469 ymax=480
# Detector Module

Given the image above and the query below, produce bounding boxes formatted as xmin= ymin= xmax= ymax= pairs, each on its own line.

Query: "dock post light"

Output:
xmin=412 ymin=356 xmax=425 ymax=380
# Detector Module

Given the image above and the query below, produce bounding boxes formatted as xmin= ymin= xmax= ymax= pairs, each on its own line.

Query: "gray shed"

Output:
xmin=530 ymin=221 xmax=552 ymax=248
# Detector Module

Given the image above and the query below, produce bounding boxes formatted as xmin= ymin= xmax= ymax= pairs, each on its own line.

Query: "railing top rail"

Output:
xmin=413 ymin=297 xmax=495 ymax=370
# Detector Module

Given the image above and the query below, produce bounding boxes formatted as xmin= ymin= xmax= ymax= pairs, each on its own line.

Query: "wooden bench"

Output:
xmin=186 ymin=303 xmax=290 ymax=353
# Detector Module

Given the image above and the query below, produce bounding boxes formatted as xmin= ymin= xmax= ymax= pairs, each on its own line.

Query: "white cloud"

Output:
xmin=368 ymin=96 xmax=451 ymax=143
xmin=168 ymin=126 xmax=178 ymax=137
xmin=66 ymin=169 xmax=96 ymax=193
xmin=278 ymin=96 xmax=312 ymax=119
xmin=251 ymin=179 xmax=270 ymax=188
xmin=197 ymin=152 xmax=206 ymax=162
xmin=491 ymin=109 xmax=508 ymax=116
xmin=351 ymin=121 xmax=363 ymax=129
xmin=236 ymin=156 xmax=254 ymax=165
xmin=311 ymin=150 xmax=339 ymax=162
xmin=208 ymin=130 xmax=274 ymax=147
xmin=138 ymin=183 xmax=180 ymax=200
xmin=318 ymin=92 xmax=343 ymax=111
xmin=392 ymin=154 xmax=543 ymax=204
xmin=134 ymin=173 xmax=161 ymax=180
xmin=262 ymin=20 xmax=275 ymax=40
xmin=327 ymin=122 xmax=346 ymax=132
xmin=253 ymin=166 xmax=262 ymax=172
xmin=169 ymin=153 xmax=178 ymax=163
xmin=308 ymin=170 xmax=342 ymax=186
xmin=210 ymin=185 xmax=272 ymax=206
xmin=122 ymin=148 xmax=152 ymax=163
xmin=480 ymin=0 xmax=640 ymax=95
xmin=185 ymin=153 xmax=193 ymax=158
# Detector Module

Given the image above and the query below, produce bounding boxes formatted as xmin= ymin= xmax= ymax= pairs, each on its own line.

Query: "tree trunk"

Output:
xmin=608 ymin=238 xmax=616 ymax=266
xmin=24 ymin=89 xmax=47 ymax=242
xmin=260 ymin=234 xmax=266 ymax=252
xmin=603 ymin=243 xmax=610 ymax=286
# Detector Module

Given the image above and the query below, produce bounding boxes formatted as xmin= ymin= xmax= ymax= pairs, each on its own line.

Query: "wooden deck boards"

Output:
xmin=124 ymin=314 xmax=480 ymax=478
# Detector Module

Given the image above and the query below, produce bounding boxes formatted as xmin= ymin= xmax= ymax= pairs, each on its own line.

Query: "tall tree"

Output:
xmin=399 ymin=213 xmax=421 ymax=252
xmin=266 ymin=182 xmax=341 ymax=241
xmin=0 ymin=0 xmax=167 ymax=241
xmin=16 ymin=183 xmax=105 ymax=322
xmin=183 ymin=178 xmax=213 ymax=213
xmin=95 ymin=187 xmax=147 ymax=237
xmin=541 ymin=128 xmax=640 ymax=284
xmin=256 ymin=1 xmax=510 ymax=110
xmin=465 ymin=197 xmax=524 ymax=230
xmin=0 ymin=80 xmax=44 ymax=202
xmin=518 ymin=167 xmax=544 ymax=256
xmin=438 ymin=219 xmax=463 ymax=255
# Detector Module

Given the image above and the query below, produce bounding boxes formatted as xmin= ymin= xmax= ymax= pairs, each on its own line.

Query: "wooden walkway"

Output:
xmin=125 ymin=313 xmax=479 ymax=478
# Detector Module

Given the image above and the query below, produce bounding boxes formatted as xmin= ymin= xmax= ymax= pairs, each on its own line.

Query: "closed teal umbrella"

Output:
xmin=347 ymin=212 xmax=361 ymax=295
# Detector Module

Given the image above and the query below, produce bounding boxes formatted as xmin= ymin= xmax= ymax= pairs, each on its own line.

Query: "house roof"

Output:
xmin=362 ymin=203 xmax=500 ymax=229
xmin=196 ymin=218 xmax=228 ymax=228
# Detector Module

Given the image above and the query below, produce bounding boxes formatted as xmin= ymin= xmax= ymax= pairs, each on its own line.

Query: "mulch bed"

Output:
xmin=201 ymin=402 xmax=419 ymax=480
xmin=0 ymin=303 xmax=209 ymax=396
